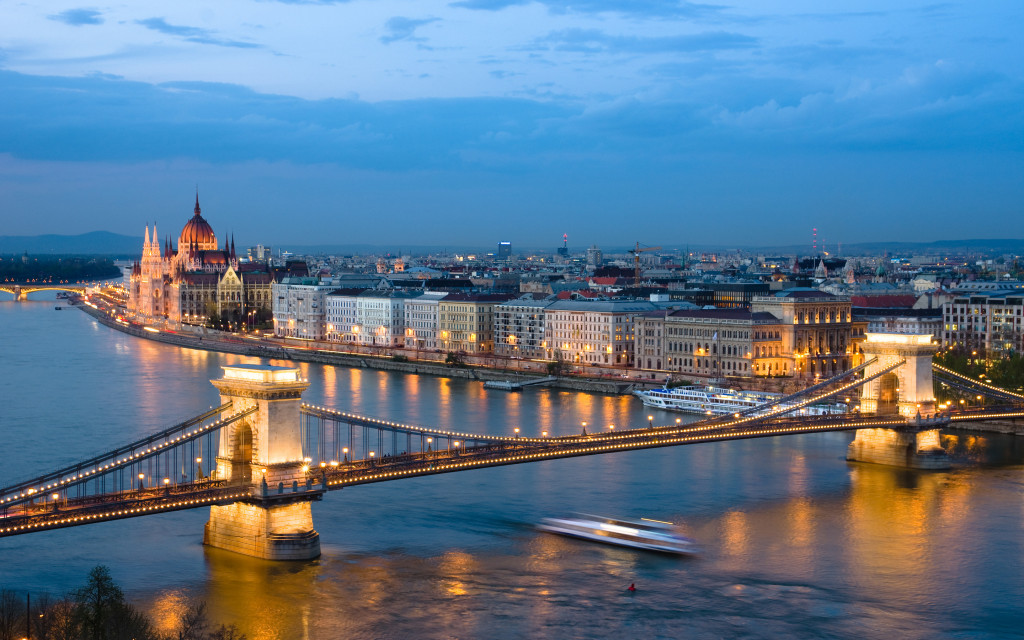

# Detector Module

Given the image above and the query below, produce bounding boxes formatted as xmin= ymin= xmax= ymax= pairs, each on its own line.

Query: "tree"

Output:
xmin=0 ymin=589 xmax=19 ymax=640
xmin=73 ymin=566 xmax=156 ymax=640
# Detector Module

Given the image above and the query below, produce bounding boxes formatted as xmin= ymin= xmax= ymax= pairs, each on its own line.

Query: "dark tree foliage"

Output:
xmin=934 ymin=348 xmax=1024 ymax=399
xmin=1 ymin=567 xmax=246 ymax=640
xmin=0 ymin=256 xmax=122 ymax=282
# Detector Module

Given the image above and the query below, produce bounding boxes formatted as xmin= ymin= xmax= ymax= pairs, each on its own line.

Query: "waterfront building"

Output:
xmin=353 ymin=290 xmax=420 ymax=347
xmin=751 ymin=289 xmax=865 ymax=379
xmin=128 ymin=195 xmax=274 ymax=325
xmin=438 ymin=293 xmax=514 ymax=353
xmin=494 ymin=298 xmax=554 ymax=360
xmin=633 ymin=309 xmax=788 ymax=377
xmin=404 ymin=292 xmax=448 ymax=351
xmin=544 ymin=299 xmax=657 ymax=366
xmin=272 ymin=278 xmax=335 ymax=340
xmin=325 ymin=288 xmax=370 ymax=342
xmin=942 ymin=291 xmax=1024 ymax=355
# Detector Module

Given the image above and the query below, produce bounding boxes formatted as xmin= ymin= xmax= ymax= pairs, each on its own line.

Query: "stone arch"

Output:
xmin=877 ymin=372 xmax=899 ymax=414
xmin=231 ymin=421 xmax=254 ymax=483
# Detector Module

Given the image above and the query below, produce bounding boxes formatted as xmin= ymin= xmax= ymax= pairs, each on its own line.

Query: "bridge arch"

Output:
xmin=0 ymin=283 xmax=88 ymax=301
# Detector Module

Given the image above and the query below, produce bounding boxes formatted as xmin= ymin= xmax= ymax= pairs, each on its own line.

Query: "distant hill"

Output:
xmin=2 ymin=232 xmax=1022 ymax=257
xmin=0 ymin=231 xmax=140 ymax=256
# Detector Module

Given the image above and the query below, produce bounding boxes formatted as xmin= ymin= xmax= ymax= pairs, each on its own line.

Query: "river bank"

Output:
xmin=75 ymin=301 xmax=638 ymax=395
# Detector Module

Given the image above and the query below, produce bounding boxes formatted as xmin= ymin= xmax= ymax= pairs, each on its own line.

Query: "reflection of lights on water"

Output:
xmin=721 ymin=510 xmax=749 ymax=558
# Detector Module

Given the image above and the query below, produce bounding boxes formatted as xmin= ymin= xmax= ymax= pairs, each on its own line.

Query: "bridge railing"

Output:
xmin=932 ymin=363 xmax=1024 ymax=403
xmin=0 ymin=403 xmax=255 ymax=512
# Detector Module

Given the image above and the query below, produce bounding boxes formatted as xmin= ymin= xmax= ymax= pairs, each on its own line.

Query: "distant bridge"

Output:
xmin=0 ymin=281 xmax=88 ymax=300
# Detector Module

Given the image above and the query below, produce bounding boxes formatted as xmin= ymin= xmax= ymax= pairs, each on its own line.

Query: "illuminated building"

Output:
xmin=128 ymin=194 xmax=273 ymax=324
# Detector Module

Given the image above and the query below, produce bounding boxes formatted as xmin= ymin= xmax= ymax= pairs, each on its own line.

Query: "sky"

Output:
xmin=1 ymin=0 xmax=1022 ymax=250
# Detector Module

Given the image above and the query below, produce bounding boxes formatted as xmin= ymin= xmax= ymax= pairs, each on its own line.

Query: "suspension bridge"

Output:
xmin=2 ymin=333 xmax=1021 ymax=560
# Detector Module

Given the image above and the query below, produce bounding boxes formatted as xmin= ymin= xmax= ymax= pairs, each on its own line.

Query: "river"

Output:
xmin=2 ymin=296 xmax=1024 ymax=639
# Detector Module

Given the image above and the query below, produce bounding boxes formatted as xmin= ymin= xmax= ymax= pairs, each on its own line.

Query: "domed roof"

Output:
xmin=180 ymin=195 xmax=217 ymax=249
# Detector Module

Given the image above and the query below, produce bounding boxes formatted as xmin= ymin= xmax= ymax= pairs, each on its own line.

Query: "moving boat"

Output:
xmin=538 ymin=515 xmax=697 ymax=555
xmin=633 ymin=384 xmax=846 ymax=417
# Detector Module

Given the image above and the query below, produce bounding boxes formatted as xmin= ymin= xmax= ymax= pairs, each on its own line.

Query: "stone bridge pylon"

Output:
xmin=204 ymin=364 xmax=323 ymax=560
xmin=847 ymin=333 xmax=949 ymax=470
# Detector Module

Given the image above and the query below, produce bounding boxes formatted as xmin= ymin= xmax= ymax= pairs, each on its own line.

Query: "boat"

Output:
xmin=633 ymin=384 xmax=846 ymax=417
xmin=538 ymin=514 xmax=697 ymax=555
xmin=54 ymin=305 xmax=62 ymax=310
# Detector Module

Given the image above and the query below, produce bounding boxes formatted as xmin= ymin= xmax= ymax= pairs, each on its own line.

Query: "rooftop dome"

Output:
xmin=179 ymin=194 xmax=218 ymax=250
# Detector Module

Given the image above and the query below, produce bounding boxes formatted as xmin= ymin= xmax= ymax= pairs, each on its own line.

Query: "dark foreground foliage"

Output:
xmin=0 ymin=566 xmax=245 ymax=640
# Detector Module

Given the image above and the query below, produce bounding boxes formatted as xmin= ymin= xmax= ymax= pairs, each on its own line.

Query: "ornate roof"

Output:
xmin=179 ymin=194 xmax=217 ymax=249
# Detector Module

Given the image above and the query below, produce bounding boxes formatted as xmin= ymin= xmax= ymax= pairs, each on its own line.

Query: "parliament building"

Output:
xmin=128 ymin=195 xmax=273 ymax=325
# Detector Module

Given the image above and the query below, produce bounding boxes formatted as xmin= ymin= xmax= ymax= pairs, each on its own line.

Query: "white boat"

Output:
xmin=633 ymin=384 xmax=846 ymax=417
xmin=538 ymin=515 xmax=697 ymax=555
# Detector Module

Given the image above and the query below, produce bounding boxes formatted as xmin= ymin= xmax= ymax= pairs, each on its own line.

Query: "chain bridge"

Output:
xmin=2 ymin=333 xmax=1021 ymax=560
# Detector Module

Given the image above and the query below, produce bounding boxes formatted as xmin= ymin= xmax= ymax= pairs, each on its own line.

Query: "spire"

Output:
xmin=230 ymin=234 xmax=236 ymax=260
xmin=144 ymin=224 xmax=150 ymax=247
xmin=194 ymin=189 xmax=201 ymax=217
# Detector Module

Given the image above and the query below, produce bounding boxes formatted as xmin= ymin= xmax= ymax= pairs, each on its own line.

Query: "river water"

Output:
xmin=2 ymin=296 xmax=1024 ymax=639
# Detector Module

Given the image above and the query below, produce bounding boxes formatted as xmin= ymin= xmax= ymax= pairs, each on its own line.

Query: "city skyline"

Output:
xmin=1 ymin=1 xmax=1022 ymax=246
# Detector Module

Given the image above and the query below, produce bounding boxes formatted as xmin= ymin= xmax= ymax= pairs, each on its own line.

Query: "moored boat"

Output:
xmin=633 ymin=384 xmax=846 ymax=417
xmin=538 ymin=515 xmax=697 ymax=555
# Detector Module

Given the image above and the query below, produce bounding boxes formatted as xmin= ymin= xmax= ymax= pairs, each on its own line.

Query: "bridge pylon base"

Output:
xmin=204 ymin=499 xmax=320 ymax=561
xmin=846 ymin=428 xmax=950 ymax=470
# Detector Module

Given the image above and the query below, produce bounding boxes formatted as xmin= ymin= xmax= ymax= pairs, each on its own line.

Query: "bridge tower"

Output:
xmin=203 ymin=364 xmax=322 ymax=560
xmin=847 ymin=333 xmax=949 ymax=469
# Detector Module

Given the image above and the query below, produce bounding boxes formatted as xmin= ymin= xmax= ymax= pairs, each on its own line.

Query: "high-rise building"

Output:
xmin=497 ymin=242 xmax=512 ymax=260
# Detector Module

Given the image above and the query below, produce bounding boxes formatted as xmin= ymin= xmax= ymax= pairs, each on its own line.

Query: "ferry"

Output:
xmin=634 ymin=384 xmax=846 ymax=417
xmin=538 ymin=515 xmax=697 ymax=555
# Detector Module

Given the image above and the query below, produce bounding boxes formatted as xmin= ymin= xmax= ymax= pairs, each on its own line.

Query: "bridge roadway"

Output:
xmin=1 ymin=407 xmax=979 ymax=539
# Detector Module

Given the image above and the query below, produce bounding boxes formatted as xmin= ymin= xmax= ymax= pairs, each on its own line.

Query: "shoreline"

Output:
xmin=74 ymin=301 xmax=639 ymax=395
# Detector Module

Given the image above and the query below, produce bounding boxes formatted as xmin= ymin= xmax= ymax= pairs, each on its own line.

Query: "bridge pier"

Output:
xmin=203 ymin=365 xmax=322 ymax=561
xmin=846 ymin=427 xmax=950 ymax=470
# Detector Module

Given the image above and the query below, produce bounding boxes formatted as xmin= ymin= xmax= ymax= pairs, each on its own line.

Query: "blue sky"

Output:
xmin=1 ymin=1 xmax=1021 ymax=250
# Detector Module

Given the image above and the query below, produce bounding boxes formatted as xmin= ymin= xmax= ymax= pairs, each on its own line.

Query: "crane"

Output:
xmin=628 ymin=242 xmax=661 ymax=284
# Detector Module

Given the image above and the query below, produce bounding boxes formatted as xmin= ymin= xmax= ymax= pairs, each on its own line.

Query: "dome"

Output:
xmin=179 ymin=195 xmax=218 ymax=250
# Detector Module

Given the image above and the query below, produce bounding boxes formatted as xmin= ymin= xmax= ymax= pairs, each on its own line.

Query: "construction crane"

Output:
xmin=629 ymin=242 xmax=661 ymax=284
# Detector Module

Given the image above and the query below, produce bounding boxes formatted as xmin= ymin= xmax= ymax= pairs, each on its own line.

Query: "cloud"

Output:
xmin=451 ymin=0 xmax=723 ymax=18
xmin=49 ymin=8 xmax=104 ymax=26
xmin=532 ymin=28 xmax=758 ymax=54
xmin=136 ymin=17 xmax=262 ymax=49
xmin=450 ymin=0 xmax=527 ymax=9
xmin=380 ymin=17 xmax=439 ymax=45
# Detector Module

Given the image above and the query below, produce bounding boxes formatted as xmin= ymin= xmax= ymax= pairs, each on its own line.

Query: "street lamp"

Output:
xmin=648 ymin=415 xmax=654 ymax=428
xmin=342 ymin=447 xmax=349 ymax=463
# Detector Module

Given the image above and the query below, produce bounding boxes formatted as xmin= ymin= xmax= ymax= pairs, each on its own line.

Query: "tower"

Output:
xmin=203 ymin=365 xmax=322 ymax=560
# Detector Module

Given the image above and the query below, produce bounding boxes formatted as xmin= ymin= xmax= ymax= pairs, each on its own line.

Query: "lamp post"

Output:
xmin=648 ymin=415 xmax=654 ymax=429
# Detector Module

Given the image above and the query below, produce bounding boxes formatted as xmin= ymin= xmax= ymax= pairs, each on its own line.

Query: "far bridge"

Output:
xmin=0 ymin=281 xmax=89 ymax=301
xmin=2 ymin=333 xmax=1021 ymax=560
